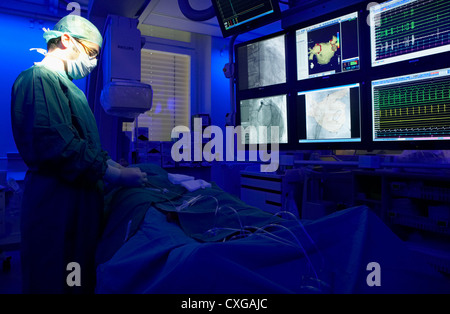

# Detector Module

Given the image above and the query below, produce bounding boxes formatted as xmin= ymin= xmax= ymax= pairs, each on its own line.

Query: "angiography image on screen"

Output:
xmin=370 ymin=0 xmax=450 ymax=67
xmin=238 ymin=35 xmax=286 ymax=90
xmin=296 ymin=84 xmax=361 ymax=144
xmin=240 ymin=95 xmax=288 ymax=145
xmin=306 ymin=86 xmax=351 ymax=139
xmin=296 ymin=12 xmax=359 ymax=80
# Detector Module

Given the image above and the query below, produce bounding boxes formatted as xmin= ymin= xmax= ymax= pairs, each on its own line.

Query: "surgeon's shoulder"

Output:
xmin=32 ymin=65 xmax=62 ymax=80
xmin=13 ymin=66 xmax=61 ymax=96
xmin=19 ymin=65 xmax=60 ymax=83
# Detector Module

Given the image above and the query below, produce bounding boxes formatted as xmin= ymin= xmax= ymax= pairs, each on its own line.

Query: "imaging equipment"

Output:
xmin=232 ymin=0 xmax=450 ymax=151
xmin=100 ymin=15 xmax=153 ymax=118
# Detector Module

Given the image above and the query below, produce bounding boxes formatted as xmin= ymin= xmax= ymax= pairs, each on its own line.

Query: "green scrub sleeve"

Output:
xmin=33 ymin=123 xmax=109 ymax=183
xmin=11 ymin=66 xmax=109 ymax=184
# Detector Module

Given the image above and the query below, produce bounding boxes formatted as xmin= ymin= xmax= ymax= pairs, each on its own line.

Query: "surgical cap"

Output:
xmin=43 ymin=15 xmax=103 ymax=48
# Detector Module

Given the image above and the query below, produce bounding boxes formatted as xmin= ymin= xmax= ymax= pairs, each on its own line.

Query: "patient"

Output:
xmin=95 ymin=163 xmax=450 ymax=294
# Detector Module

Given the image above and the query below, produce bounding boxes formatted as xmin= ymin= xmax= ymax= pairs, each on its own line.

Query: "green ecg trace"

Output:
xmin=374 ymin=77 xmax=450 ymax=136
xmin=374 ymin=0 xmax=450 ymax=60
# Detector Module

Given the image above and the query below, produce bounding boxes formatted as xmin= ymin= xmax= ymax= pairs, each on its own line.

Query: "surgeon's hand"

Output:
xmin=118 ymin=167 xmax=148 ymax=187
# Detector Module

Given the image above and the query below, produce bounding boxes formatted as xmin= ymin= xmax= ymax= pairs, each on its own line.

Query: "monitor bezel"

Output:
xmin=370 ymin=68 xmax=450 ymax=150
xmin=369 ymin=0 xmax=450 ymax=69
xmin=211 ymin=0 xmax=282 ymax=38
xmin=291 ymin=82 xmax=364 ymax=150
xmin=294 ymin=11 xmax=361 ymax=82
xmin=233 ymin=0 xmax=450 ymax=151
xmin=236 ymin=91 xmax=293 ymax=151
xmin=235 ymin=30 xmax=289 ymax=94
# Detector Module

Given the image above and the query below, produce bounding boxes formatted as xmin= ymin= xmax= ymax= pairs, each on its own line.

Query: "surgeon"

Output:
xmin=10 ymin=14 xmax=148 ymax=294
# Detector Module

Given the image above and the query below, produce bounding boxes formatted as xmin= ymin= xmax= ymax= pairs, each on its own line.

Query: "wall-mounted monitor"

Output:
xmin=295 ymin=83 xmax=361 ymax=144
xmin=239 ymin=94 xmax=288 ymax=145
xmin=370 ymin=0 xmax=450 ymax=67
xmin=236 ymin=33 xmax=286 ymax=91
xmin=372 ymin=68 xmax=450 ymax=144
xmin=212 ymin=0 xmax=282 ymax=38
xmin=296 ymin=11 xmax=360 ymax=81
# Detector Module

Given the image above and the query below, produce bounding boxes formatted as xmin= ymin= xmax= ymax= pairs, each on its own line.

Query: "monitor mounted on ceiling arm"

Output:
xmin=211 ymin=0 xmax=282 ymax=38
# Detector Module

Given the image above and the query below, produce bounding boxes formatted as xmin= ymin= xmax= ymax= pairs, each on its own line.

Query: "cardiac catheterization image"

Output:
xmin=240 ymin=95 xmax=288 ymax=145
xmin=307 ymin=23 xmax=341 ymax=77
xmin=246 ymin=35 xmax=286 ymax=89
xmin=305 ymin=87 xmax=351 ymax=140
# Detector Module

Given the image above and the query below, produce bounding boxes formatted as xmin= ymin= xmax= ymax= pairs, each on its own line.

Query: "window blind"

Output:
xmin=135 ymin=48 xmax=191 ymax=142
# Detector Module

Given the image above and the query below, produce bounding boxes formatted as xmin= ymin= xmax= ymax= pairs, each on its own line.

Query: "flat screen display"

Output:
xmin=212 ymin=0 xmax=281 ymax=38
xmin=370 ymin=0 xmax=450 ymax=67
xmin=296 ymin=12 xmax=360 ymax=81
xmin=237 ymin=34 xmax=286 ymax=91
xmin=239 ymin=94 xmax=288 ymax=145
xmin=296 ymin=83 xmax=361 ymax=144
xmin=372 ymin=68 xmax=450 ymax=142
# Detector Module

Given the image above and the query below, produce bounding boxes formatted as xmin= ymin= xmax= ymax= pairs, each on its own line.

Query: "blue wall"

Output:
xmin=210 ymin=36 xmax=232 ymax=128
xmin=0 ymin=13 xmax=53 ymax=158
xmin=0 ymin=13 xmax=86 ymax=159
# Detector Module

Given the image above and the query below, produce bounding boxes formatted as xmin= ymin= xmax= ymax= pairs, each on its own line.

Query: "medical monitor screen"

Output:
xmin=296 ymin=12 xmax=360 ymax=81
xmin=370 ymin=0 xmax=450 ymax=67
xmin=212 ymin=0 xmax=281 ymax=38
xmin=296 ymin=84 xmax=361 ymax=144
xmin=237 ymin=34 xmax=286 ymax=91
xmin=372 ymin=68 xmax=450 ymax=143
xmin=239 ymin=94 xmax=288 ymax=145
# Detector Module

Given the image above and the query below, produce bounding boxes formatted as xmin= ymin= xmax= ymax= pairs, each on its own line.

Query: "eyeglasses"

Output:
xmin=74 ymin=38 xmax=99 ymax=59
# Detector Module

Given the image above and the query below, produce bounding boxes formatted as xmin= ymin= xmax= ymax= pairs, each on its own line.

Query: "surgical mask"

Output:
xmin=66 ymin=38 xmax=97 ymax=80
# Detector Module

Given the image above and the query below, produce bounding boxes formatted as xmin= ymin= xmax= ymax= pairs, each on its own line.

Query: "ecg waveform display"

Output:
xmin=372 ymin=69 xmax=450 ymax=141
xmin=215 ymin=0 xmax=275 ymax=30
xmin=370 ymin=0 xmax=450 ymax=67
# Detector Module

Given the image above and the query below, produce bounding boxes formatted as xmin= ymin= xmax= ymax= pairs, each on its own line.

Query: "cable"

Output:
xmin=143 ymin=180 xmax=187 ymax=212
xmin=203 ymin=227 xmax=251 ymax=240
xmin=144 ymin=180 xmax=221 ymax=220
xmin=142 ymin=178 xmax=326 ymax=291
xmin=252 ymin=223 xmax=322 ymax=291
xmin=143 ymin=175 xmax=324 ymax=287
xmin=214 ymin=204 xmax=244 ymax=235
xmin=244 ymin=225 xmax=299 ymax=248
xmin=274 ymin=210 xmax=325 ymax=269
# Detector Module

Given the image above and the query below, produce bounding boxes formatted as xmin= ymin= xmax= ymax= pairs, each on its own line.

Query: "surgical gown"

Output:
xmin=11 ymin=64 xmax=109 ymax=294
